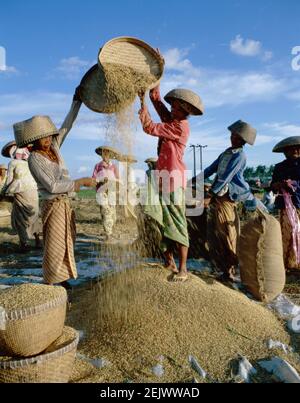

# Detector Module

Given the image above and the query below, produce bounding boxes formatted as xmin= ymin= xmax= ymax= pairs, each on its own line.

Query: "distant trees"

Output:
xmin=244 ymin=165 xmax=274 ymax=182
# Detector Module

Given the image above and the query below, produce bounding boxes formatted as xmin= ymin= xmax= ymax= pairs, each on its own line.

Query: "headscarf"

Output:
xmin=13 ymin=147 xmax=30 ymax=161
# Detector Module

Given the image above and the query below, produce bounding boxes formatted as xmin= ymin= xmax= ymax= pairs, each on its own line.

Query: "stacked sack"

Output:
xmin=0 ymin=283 xmax=78 ymax=383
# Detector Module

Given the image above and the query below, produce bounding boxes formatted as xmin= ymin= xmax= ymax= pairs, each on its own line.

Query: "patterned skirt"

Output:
xmin=41 ymin=196 xmax=77 ymax=284
xmin=207 ymin=195 xmax=240 ymax=275
xmin=144 ymin=187 xmax=189 ymax=250
xmin=280 ymin=209 xmax=300 ymax=270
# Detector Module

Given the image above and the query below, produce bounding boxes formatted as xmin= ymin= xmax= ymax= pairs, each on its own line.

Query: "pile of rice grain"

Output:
xmin=0 ymin=284 xmax=65 ymax=311
xmin=67 ymin=265 xmax=292 ymax=383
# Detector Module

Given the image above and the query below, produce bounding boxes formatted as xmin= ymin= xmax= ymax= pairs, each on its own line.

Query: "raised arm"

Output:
xmin=139 ymin=105 xmax=186 ymax=144
xmin=149 ymin=86 xmax=172 ymax=123
xmin=56 ymin=87 xmax=82 ymax=148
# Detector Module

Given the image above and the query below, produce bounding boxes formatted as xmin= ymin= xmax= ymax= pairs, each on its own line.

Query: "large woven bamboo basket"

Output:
xmin=80 ymin=37 xmax=164 ymax=114
xmin=80 ymin=64 xmax=110 ymax=114
xmin=0 ymin=285 xmax=67 ymax=357
xmin=0 ymin=327 xmax=79 ymax=383
xmin=98 ymin=36 xmax=164 ymax=86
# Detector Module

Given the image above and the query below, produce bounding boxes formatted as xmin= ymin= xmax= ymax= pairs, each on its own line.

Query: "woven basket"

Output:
xmin=0 ymin=287 xmax=67 ymax=357
xmin=80 ymin=37 xmax=164 ymax=114
xmin=98 ymin=36 xmax=164 ymax=86
xmin=80 ymin=64 xmax=112 ymax=114
xmin=0 ymin=327 xmax=79 ymax=383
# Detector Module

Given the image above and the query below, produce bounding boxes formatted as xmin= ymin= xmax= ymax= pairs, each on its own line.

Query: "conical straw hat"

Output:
xmin=273 ymin=136 xmax=300 ymax=153
xmin=228 ymin=120 xmax=257 ymax=146
xmin=164 ymin=89 xmax=204 ymax=116
xmin=14 ymin=116 xmax=58 ymax=147
xmin=95 ymin=146 xmax=121 ymax=160
xmin=1 ymin=141 xmax=16 ymax=158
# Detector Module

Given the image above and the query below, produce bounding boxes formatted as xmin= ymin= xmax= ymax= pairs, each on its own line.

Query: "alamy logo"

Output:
xmin=0 ymin=46 xmax=6 ymax=71
xmin=292 ymin=46 xmax=300 ymax=71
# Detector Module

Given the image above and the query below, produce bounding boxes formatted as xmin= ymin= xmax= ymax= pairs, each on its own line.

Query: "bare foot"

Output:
xmin=171 ymin=272 xmax=188 ymax=283
xmin=164 ymin=262 xmax=179 ymax=274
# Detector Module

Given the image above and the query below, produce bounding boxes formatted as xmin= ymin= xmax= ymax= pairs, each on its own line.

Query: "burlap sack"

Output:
xmin=238 ymin=211 xmax=286 ymax=302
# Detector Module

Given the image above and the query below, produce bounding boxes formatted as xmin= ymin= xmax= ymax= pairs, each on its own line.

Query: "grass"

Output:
xmin=77 ymin=189 xmax=96 ymax=200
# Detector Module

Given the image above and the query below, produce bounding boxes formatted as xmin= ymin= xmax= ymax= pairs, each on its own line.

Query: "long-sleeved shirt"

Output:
xmin=140 ymin=90 xmax=190 ymax=193
xmin=92 ymin=161 xmax=119 ymax=193
xmin=204 ymin=147 xmax=254 ymax=203
xmin=4 ymin=159 xmax=37 ymax=195
xmin=28 ymin=100 xmax=81 ymax=200
xmin=271 ymin=158 xmax=300 ymax=209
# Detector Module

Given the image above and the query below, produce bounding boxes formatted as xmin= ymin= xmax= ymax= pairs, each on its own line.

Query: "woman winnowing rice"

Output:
xmin=13 ymin=87 xmax=95 ymax=286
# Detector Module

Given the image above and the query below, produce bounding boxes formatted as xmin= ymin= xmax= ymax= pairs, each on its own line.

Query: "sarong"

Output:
xmin=280 ymin=209 xmax=300 ymax=270
xmin=41 ymin=196 xmax=77 ymax=284
xmin=144 ymin=186 xmax=189 ymax=251
xmin=207 ymin=195 xmax=240 ymax=275
xmin=11 ymin=191 xmax=40 ymax=245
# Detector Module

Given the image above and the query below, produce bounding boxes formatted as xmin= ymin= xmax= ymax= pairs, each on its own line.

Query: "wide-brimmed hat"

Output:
xmin=1 ymin=141 xmax=16 ymax=158
xmin=145 ymin=157 xmax=158 ymax=164
xmin=0 ymin=164 xmax=7 ymax=170
xmin=14 ymin=116 xmax=59 ymax=147
xmin=228 ymin=120 xmax=257 ymax=146
xmin=164 ymin=89 xmax=204 ymax=116
xmin=273 ymin=136 xmax=300 ymax=153
xmin=95 ymin=146 xmax=121 ymax=160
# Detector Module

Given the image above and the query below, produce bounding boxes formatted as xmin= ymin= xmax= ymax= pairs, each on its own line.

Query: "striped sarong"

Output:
xmin=41 ymin=196 xmax=77 ymax=284
xmin=207 ymin=195 xmax=240 ymax=276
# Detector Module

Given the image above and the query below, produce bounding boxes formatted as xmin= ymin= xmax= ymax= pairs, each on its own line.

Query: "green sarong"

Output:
xmin=144 ymin=183 xmax=189 ymax=251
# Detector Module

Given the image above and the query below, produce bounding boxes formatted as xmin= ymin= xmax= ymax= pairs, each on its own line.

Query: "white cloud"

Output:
xmin=230 ymin=35 xmax=262 ymax=57
xmin=263 ymin=122 xmax=300 ymax=137
xmin=230 ymin=35 xmax=273 ymax=62
xmin=52 ymin=56 xmax=92 ymax=80
xmin=161 ymin=48 xmax=285 ymax=108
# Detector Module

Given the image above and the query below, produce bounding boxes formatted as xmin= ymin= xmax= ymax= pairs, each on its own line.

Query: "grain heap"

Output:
xmin=67 ymin=265 xmax=293 ymax=383
xmin=0 ymin=283 xmax=63 ymax=310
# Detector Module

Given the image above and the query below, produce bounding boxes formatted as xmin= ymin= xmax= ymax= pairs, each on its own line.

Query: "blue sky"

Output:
xmin=1 ymin=0 xmax=300 ymax=178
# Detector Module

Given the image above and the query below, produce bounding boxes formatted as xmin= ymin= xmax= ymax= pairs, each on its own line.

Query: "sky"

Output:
xmin=1 ymin=0 xmax=300 ymax=179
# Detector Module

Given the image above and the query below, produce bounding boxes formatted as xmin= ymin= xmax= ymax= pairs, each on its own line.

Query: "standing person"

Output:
xmin=204 ymin=120 xmax=266 ymax=282
xmin=271 ymin=136 xmax=300 ymax=272
xmin=92 ymin=146 xmax=120 ymax=241
xmin=2 ymin=146 xmax=41 ymax=252
xmin=0 ymin=164 xmax=7 ymax=193
xmin=13 ymin=87 xmax=95 ymax=286
xmin=138 ymin=85 xmax=204 ymax=282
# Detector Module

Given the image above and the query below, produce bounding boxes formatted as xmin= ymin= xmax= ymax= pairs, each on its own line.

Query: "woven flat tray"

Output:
xmin=98 ymin=36 xmax=164 ymax=80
